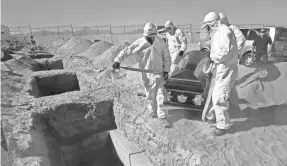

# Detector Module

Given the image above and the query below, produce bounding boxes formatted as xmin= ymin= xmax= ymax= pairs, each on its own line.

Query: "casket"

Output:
xmin=162 ymin=50 xmax=211 ymax=111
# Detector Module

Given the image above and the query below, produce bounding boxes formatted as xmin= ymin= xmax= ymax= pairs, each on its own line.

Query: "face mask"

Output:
xmin=206 ymin=25 xmax=211 ymax=32
xmin=145 ymin=36 xmax=155 ymax=45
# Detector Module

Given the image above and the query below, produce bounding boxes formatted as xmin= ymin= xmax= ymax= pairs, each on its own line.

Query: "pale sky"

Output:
xmin=2 ymin=0 xmax=287 ymax=28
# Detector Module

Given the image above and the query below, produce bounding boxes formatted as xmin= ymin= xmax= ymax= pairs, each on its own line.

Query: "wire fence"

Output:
xmin=5 ymin=24 xmax=287 ymax=36
xmin=2 ymin=24 xmax=287 ymax=44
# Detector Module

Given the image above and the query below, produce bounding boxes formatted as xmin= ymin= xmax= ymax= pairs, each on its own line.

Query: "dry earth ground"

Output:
xmin=1 ymin=38 xmax=287 ymax=166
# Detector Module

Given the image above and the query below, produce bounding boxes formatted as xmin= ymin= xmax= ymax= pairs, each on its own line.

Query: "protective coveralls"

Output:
xmin=165 ymin=21 xmax=187 ymax=73
xmin=219 ymin=13 xmax=246 ymax=58
xmin=115 ymin=38 xmax=151 ymax=93
xmin=202 ymin=12 xmax=238 ymax=131
xmin=114 ymin=23 xmax=171 ymax=119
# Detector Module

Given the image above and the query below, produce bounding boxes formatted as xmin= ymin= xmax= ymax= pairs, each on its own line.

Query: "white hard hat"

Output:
xmin=165 ymin=20 xmax=174 ymax=28
xmin=219 ymin=13 xmax=229 ymax=24
xmin=143 ymin=23 xmax=157 ymax=37
xmin=201 ymin=12 xmax=220 ymax=29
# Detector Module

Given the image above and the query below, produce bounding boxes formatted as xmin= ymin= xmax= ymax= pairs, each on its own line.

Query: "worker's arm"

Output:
xmin=175 ymin=28 xmax=187 ymax=52
xmin=267 ymin=36 xmax=273 ymax=53
xmin=210 ymin=28 xmax=235 ymax=64
xmin=231 ymin=25 xmax=246 ymax=51
xmin=114 ymin=39 xmax=141 ymax=62
xmin=162 ymin=45 xmax=172 ymax=72
xmin=252 ymin=40 xmax=256 ymax=53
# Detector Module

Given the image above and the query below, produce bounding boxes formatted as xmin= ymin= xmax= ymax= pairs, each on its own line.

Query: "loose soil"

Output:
xmin=78 ymin=41 xmax=113 ymax=59
xmin=2 ymin=41 xmax=287 ymax=166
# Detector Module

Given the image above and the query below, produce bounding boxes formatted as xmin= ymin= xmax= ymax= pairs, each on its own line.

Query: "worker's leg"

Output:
xmin=204 ymin=68 xmax=216 ymax=122
xmin=156 ymin=79 xmax=168 ymax=119
xmin=212 ymin=97 xmax=231 ymax=130
xmin=261 ymin=53 xmax=268 ymax=64
xmin=255 ymin=53 xmax=262 ymax=63
xmin=141 ymin=72 xmax=150 ymax=98
xmin=211 ymin=66 xmax=238 ymax=135
xmin=147 ymin=74 xmax=171 ymax=127
xmin=147 ymin=74 xmax=160 ymax=116
xmin=205 ymin=107 xmax=215 ymax=121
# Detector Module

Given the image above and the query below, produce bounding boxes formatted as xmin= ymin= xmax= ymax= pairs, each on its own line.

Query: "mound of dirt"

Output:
xmin=63 ymin=55 xmax=91 ymax=70
xmin=57 ymin=37 xmax=92 ymax=56
xmin=234 ymin=62 xmax=287 ymax=109
xmin=46 ymin=38 xmax=70 ymax=54
xmin=1 ymin=56 xmax=40 ymax=74
xmin=78 ymin=41 xmax=113 ymax=59
xmin=90 ymin=42 xmax=140 ymax=69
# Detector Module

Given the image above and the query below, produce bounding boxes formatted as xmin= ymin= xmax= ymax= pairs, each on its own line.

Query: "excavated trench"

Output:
xmin=29 ymin=73 xmax=80 ymax=97
xmin=35 ymin=59 xmax=64 ymax=71
xmin=36 ymin=103 xmax=122 ymax=166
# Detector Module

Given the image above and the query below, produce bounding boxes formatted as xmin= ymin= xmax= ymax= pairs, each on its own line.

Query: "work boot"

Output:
xmin=151 ymin=113 xmax=158 ymax=118
xmin=211 ymin=128 xmax=227 ymax=136
xmin=159 ymin=118 xmax=172 ymax=128
xmin=205 ymin=118 xmax=216 ymax=124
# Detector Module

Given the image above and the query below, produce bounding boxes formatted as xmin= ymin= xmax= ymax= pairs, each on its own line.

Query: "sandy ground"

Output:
xmin=113 ymin=60 xmax=287 ymax=166
xmin=1 ymin=40 xmax=287 ymax=166
xmin=1 ymin=147 xmax=12 ymax=166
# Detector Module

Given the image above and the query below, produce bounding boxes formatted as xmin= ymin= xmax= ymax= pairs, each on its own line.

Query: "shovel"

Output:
xmin=108 ymin=66 xmax=163 ymax=79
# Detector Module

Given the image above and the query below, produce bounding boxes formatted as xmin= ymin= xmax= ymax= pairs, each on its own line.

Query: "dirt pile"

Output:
xmin=1 ymin=56 xmax=40 ymax=74
xmin=234 ymin=62 xmax=287 ymax=109
xmin=46 ymin=37 xmax=70 ymax=54
xmin=57 ymin=37 xmax=92 ymax=56
xmin=78 ymin=41 xmax=113 ymax=59
xmin=90 ymin=42 xmax=142 ymax=69
xmin=11 ymin=45 xmax=54 ymax=59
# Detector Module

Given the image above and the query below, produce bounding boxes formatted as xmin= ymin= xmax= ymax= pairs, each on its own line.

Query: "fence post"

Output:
xmin=189 ymin=24 xmax=192 ymax=34
xmin=110 ymin=24 xmax=113 ymax=43
xmin=29 ymin=25 xmax=33 ymax=36
xmin=71 ymin=24 xmax=74 ymax=36
xmin=96 ymin=26 xmax=99 ymax=34
xmin=123 ymin=26 xmax=125 ymax=34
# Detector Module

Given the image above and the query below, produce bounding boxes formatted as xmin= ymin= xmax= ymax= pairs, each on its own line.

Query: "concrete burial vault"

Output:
xmin=2 ymin=61 xmax=153 ymax=166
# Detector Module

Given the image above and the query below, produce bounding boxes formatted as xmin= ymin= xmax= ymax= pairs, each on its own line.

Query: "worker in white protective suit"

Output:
xmin=219 ymin=13 xmax=246 ymax=60
xmin=112 ymin=23 xmax=172 ymax=128
xmin=164 ymin=21 xmax=187 ymax=73
xmin=201 ymin=12 xmax=238 ymax=136
xmin=113 ymin=35 xmax=151 ymax=96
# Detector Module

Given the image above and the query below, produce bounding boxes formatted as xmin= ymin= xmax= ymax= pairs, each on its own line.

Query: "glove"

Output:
xmin=178 ymin=50 xmax=184 ymax=57
xmin=206 ymin=72 xmax=213 ymax=79
xmin=112 ymin=62 xmax=120 ymax=70
xmin=163 ymin=71 xmax=169 ymax=80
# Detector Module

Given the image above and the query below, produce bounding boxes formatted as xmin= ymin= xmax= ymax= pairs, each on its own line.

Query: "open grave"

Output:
xmin=29 ymin=71 xmax=80 ymax=97
xmin=35 ymin=59 xmax=64 ymax=71
xmin=33 ymin=102 xmax=122 ymax=166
